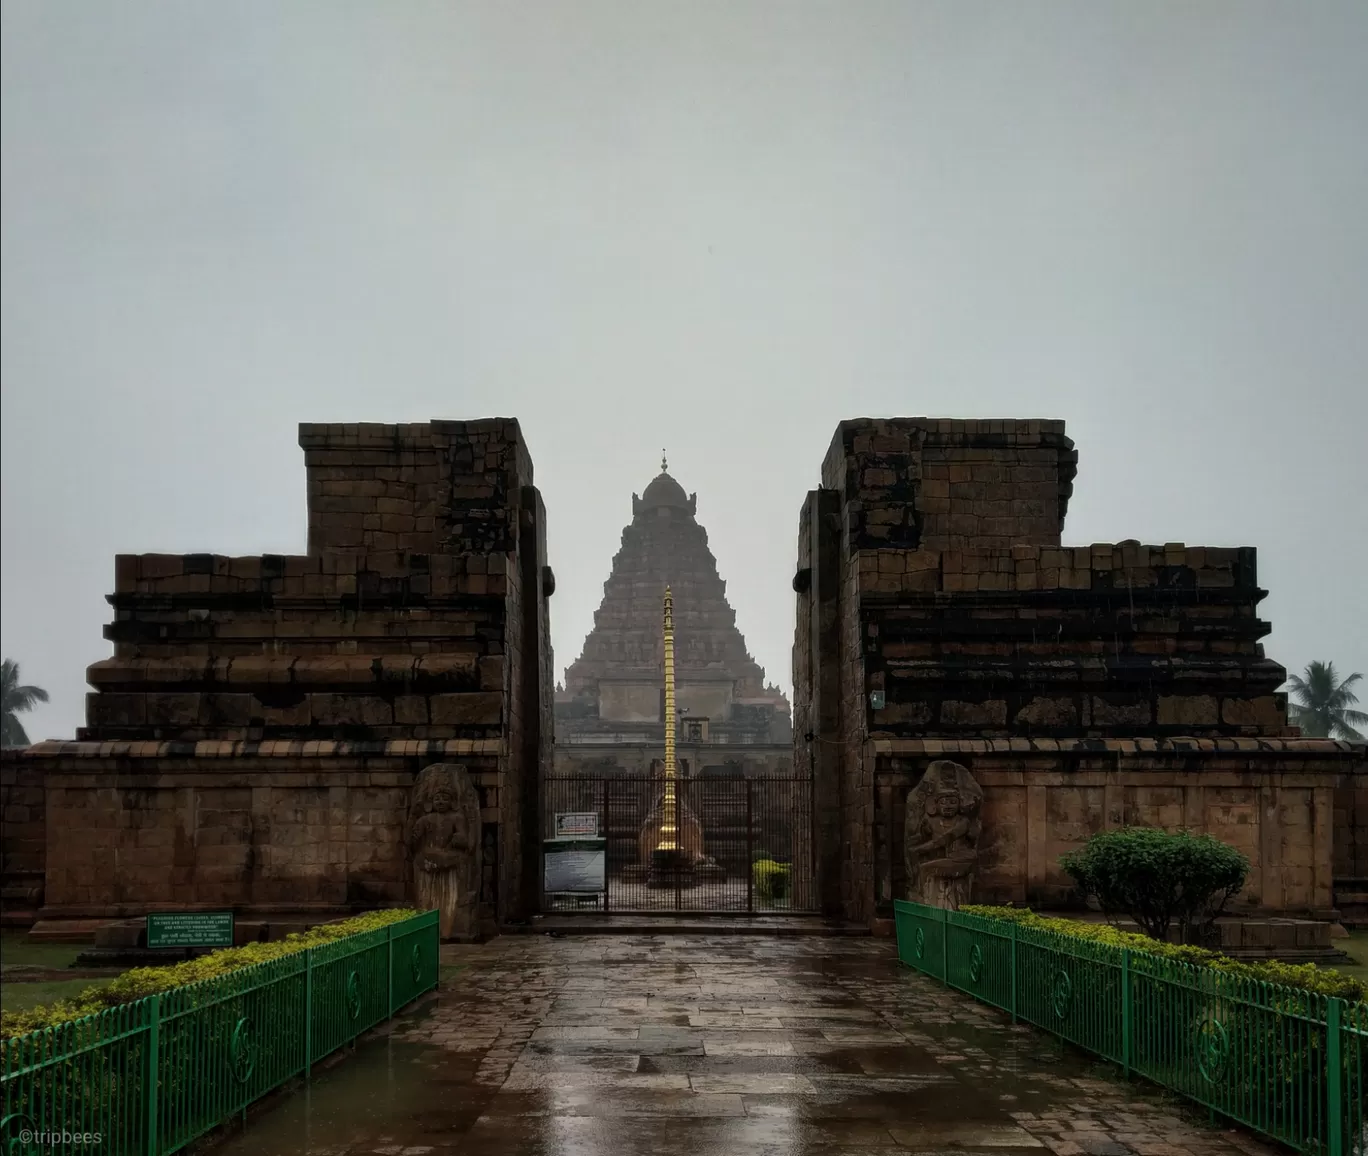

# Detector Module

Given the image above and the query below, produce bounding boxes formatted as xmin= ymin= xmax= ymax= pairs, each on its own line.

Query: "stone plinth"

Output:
xmin=870 ymin=737 xmax=1356 ymax=922
xmin=12 ymin=740 xmax=504 ymax=928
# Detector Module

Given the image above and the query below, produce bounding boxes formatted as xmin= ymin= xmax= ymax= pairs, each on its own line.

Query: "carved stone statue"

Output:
xmin=904 ymin=759 xmax=983 ymax=909
xmin=406 ymin=763 xmax=481 ymax=940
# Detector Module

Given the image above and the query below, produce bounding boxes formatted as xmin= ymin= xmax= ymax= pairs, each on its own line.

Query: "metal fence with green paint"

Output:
xmin=1 ymin=909 xmax=439 ymax=1155
xmin=894 ymin=900 xmax=1366 ymax=1156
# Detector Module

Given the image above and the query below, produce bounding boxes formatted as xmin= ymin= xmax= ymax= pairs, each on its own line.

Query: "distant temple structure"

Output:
xmin=553 ymin=457 xmax=792 ymax=778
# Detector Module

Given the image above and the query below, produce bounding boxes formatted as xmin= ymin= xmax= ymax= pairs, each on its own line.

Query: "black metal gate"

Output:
xmin=540 ymin=775 xmax=815 ymax=914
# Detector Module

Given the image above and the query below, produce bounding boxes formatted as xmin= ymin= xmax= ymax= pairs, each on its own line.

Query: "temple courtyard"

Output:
xmin=215 ymin=934 xmax=1278 ymax=1156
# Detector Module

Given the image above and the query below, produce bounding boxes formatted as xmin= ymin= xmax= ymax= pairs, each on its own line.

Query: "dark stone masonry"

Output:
xmin=1 ymin=414 xmax=1363 ymax=937
xmin=791 ymin=418 xmax=1363 ymax=924
xmin=4 ymin=420 xmax=551 ymax=933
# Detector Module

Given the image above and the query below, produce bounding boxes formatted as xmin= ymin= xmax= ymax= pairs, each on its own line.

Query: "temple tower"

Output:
xmin=555 ymin=458 xmax=791 ymax=751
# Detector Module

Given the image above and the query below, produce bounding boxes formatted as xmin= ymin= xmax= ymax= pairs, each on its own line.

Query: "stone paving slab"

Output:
xmin=216 ymin=934 xmax=1282 ymax=1156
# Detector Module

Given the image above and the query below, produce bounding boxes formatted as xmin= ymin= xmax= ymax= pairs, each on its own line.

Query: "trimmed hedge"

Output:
xmin=962 ymin=905 xmax=1366 ymax=1003
xmin=752 ymin=859 xmax=790 ymax=903
xmin=1 ymin=909 xmax=420 ymax=1040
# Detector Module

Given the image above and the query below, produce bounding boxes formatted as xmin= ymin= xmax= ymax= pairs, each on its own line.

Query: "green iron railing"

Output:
xmin=1 ymin=909 xmax=439 ymax=1156
xmin=895 ymin=900 xmax=1367 ymax=1156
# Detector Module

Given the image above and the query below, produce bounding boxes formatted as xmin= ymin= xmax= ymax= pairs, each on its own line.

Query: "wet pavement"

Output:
xmin=216 ymin=935 xmax=1278 ymax=1156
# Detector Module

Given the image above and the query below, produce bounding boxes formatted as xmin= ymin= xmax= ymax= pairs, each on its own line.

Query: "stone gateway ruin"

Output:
xmin=790 ymin=419 xmax=1364 ymax=926
xmin=1 ymin=415 xmax=1364 ymax=938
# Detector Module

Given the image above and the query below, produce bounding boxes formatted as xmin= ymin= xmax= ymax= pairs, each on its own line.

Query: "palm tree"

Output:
xmin=1286 ymin=661 xmax=1368 ymax=741
xmin=2 ymin=659 xmax=50 ymax=748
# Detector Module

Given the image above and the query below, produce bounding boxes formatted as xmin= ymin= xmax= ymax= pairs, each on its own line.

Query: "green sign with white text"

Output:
xmin=146 ymin=911 xmax=235 ymax=949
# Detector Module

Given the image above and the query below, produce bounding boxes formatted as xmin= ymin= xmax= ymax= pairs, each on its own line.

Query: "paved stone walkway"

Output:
xmin=221 ymin=935 xmax=1279 ymax=1156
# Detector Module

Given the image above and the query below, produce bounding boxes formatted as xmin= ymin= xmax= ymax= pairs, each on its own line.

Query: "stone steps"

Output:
xmin=521 ymin=914 xmax=869 ymax=937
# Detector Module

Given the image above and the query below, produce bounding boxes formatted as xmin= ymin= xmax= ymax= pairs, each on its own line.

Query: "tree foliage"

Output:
xmin=1286 ymin=659 xmax=1368 ymax=740
xmin=1 ymin=657 xmax=49 ymax=748
xmin=1059 ymin=827 xmax=1249 ymax=943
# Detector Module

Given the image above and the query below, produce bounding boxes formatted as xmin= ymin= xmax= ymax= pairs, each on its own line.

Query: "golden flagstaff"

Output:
xmin=657 ymin=585 xmax=678 ymax=853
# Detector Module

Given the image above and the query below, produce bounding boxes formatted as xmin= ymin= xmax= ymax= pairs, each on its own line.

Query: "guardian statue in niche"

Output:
xmin=406 ymin=763 xmax=481 ymax=940
xmin=904 ymin=759 xmax=983 ymax=909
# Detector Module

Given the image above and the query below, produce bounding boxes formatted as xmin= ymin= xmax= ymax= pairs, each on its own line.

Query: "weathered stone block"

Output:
xmin=1157 ymin=695 xmax=1219 ymax=727
xmin=1221 ymin=696 xmax=1284 ymax=728
xmin=429 ymin=693 xmax=503 ymax=726
xmin=1090 ymin=696 xmax=1151 ymax=727
xmin=1014 ymin=697 xmax=1078 ymax=727
xmin=940 ymin=700 xmax=1007 ymax=727
xmin=872 ymin=701 xmax=933 ymax=727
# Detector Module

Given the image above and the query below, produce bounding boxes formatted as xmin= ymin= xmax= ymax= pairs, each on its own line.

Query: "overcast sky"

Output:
xmin=3 ymin=1 xmax=1365 ymax=743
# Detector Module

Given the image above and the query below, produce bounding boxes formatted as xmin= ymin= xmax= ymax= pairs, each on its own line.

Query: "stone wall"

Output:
xmin=795 ymin=417 xmax=1364 ymax=925
xmin=872 ymin=739 xmax=1350 ymax=919
xmin=9 ymin=418 xmax=554 ymax=931
xmin=553 ymin=744 xmax=791 ymax=781
xmin=20 ymin=741 xmax=497 ymax=921
xmin=82 ymin=552 xmax=514 ymax=741
xmin=858 ymin=543 xmax=1290 ymax=739
xmin=302 ymin=419 xmax=533 ymax=555
xmin=1334 ymin=768 xmax=1368 ymax=924
xmin=792 ymin=489 xmax=843 ymax=915
xmin=1335 ymin=768 xmax=1368 ymax=880
xmin=0 ymin=763 xmax=46 ymax=924
xmin=820 ymin=418 xmax=1078 ymax=552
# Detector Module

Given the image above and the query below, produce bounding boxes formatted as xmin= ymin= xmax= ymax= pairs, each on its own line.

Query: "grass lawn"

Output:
xmin=0 ymin=931 xmax=121 ymax=1016
xmin=1337 ymin=929 xmax=1368 ymax=985
xmin=0 ymin=931 xmax=84 ymax=971
xmin=1 ymin=977 xmax=114 ymax=1014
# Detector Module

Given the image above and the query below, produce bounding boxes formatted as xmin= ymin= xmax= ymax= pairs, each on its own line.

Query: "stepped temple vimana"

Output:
xmin=2 ymin=416 xmax=1365 ymax=938
xmin=555 ymin=455 xmax=792 ymax=765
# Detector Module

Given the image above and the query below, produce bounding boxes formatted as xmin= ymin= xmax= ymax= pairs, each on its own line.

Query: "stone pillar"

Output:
xmin=511 ymin=484 xmax=551 ymax=922
xmin=806 ymin=489 xmax=845 ymax=917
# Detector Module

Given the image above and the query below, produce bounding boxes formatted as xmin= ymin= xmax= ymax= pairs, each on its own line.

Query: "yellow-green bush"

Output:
xmin=962 ymin=905 xmax=1366 ymax=1003
xmin=1 ymin=908 xmax=419 ymax=1040
xmin=753 ymin=859 xmax=790 ymax=903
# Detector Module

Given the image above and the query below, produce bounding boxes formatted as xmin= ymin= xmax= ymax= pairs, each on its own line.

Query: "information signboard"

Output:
xmin=543 ymin=838 xmax=606 ymax=893
xmin=554 ymin=812 xmax=600 ymax=838
xmin=146 ymin=911 xmax=235 ymax=949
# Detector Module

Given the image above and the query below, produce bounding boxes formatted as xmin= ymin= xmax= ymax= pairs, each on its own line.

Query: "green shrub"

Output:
xmin=753 ymin=859 xmax=790 ymax=903
xmin=962 ymin=905 xmax=1366 ymax=1003
xmin=1059 ymin=827 xmax=1248 ymax=943
xmin=1 ymin=908 xmax=419 ymax=1040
